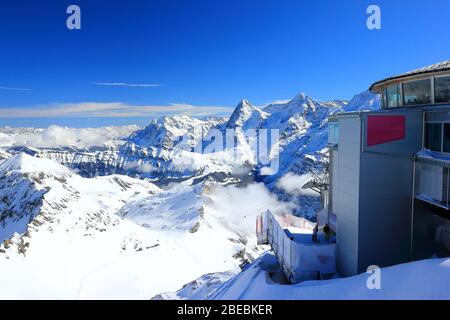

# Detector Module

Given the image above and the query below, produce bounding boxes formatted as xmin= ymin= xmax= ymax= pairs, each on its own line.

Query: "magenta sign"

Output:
xmin=367 ymin=115 xmax=406 ymax=147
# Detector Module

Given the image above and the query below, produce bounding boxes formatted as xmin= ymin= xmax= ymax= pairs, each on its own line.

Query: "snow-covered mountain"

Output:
xmin=0 ymin=91 xmax=379 ymax=187
xmin=1 ymin=90 xmax=380 ymax=225
xmin=0 ymin=154 xmax=291 ymax=299
xmin=0 ymin=149 xmax=10 ymax=162
xmin=320 ymin=99 xmax=348 ymax=109
xmin=227 ymin=99 xmax=269 ymax=130
xmin=344 ymin=90 xmax=380 ymax=112
xmin=0 ymin=153 xmax=160 ymax=247
xmin=0 ymin=89 xmax=380 ymax=299
xmin=129 ymin=115 xmax=224 ymax=150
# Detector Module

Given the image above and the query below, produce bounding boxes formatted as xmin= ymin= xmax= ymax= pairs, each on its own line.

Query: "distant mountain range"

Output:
xmin=0 ymin=90 xmax=379 ymax=185
xmin=0 ymin=90 xmax=380 ymax=299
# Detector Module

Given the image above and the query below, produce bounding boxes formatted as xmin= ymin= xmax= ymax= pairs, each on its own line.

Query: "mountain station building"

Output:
xmin=328 ymin=60 xmax=450 ymax=276
xmin=257 ymin=60 xmax=450 ymax=281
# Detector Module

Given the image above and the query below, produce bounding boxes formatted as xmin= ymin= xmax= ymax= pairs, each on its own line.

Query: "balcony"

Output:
xmin=256 ymin=210 xmax=335 ymax=283
xmin=415 ymin=151 xmax=450 ymax=209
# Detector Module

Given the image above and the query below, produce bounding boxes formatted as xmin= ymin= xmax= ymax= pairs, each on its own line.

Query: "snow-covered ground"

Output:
xmin=152 ymin=271 xmax=236 ymax=300
xmin=209 ymin=252 xmax=450 ymax=300
xmin=0 ymin=154 xmax=290 ymax=299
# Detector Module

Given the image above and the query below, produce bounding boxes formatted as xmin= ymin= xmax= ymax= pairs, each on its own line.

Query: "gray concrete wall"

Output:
xmin=335 ymin=117 xmax=361 ymax=277
xmin=356 ymin=110 xmax=423 ymax=273
xmin=357 ymin=154 xmax=414 ymax=272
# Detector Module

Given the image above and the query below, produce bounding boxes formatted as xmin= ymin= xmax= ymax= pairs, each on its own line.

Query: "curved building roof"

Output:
xmin=370 ymin=59 xmax=450 ymax=92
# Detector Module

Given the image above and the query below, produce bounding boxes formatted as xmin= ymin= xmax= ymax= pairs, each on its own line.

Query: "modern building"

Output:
xmin=328 ymin=60 xmax=450 ymax=276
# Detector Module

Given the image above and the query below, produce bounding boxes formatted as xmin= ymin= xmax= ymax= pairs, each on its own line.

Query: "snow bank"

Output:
xmin=152 ymin=271 xmax=235 ymax=300
xmin=211 ymin=252 xmax=450 ymax=300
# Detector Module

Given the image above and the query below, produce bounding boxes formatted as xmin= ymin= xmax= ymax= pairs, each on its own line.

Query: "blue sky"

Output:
xmin=0 ymin=0 xmax=449 ymax=127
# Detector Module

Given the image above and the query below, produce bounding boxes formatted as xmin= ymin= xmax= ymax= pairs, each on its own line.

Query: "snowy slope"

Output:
xmin=0 ymin=154 xmax=160 ymax=242
xmin=209 ymin=252 xmax=450 ymax=300
xmin=344 ymin=90 xmax=380 ymax=112
xmin=0 ymin=154 xmax=292 ymax=299
xmin=320 ymin=99 xmax=348 ymax=109
xmin=152 ymin=271 xmax=235 ymax=300
xmin=118 ymin=181 xmax=294 ymax=270
xmin=0 ymin=148 xmax=10 ymax=161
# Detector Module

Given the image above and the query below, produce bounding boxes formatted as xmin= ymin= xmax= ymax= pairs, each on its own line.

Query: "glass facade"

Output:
xmin=435 ymin=76 xmax=450 ymax=104
xmin=374 ymin=73 xmax=450 ymax=154
xmin=381 ymin=90 xmax=387 ymax=108
xmin=403 ymin=79 xmax=432 ymax=106
xmin=425 ymin=123 xmax=442 ymax=152
xmin=386 ymin=84 xmax=401 ymax=108
xmin=379 ymin=73 xmax=450 ymax=109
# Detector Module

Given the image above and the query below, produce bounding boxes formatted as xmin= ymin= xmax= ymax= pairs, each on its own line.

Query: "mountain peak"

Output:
xmin=225 ymin=98 xmax=271 ymax=130
xmin=236 ymin=99 xmax=253 ymax=110
xmin=344 ymin=90 xmax=380 ymax=112
xmin=321 ymin=99 xmax=349 ymax=108
xmin=288 ymin=92 xmax=315 ymax=105
xmin=227 ymin=99 xmax=257 ymax=128
xmin=292 ymin=92 xmax=308 ymax=101
xmin=0 ymin=153 xmax=71 ymax=177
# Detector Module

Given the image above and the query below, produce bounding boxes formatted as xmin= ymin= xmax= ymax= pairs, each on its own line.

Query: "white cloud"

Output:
xmin=0 ymin=86 xmax=32 ymax=91
xmin=0 ymin=125 xmax=139 ymax=149
xmin=264 ymin=99 xmax=290 ymax=105
xmin=0 ymin=102 xmax=232 ymax=118
xmin=94 ymin=82 xmax=162 ymax=88
xmin=276 ymin=172 xmax=317 ymax=196
xmin=260 ymin=166 xmax=278 ymax=176
xmin=208 ymin=183 xmax=295 ymax=232
xmin=123 ymin=160 xmax=155 ymax=173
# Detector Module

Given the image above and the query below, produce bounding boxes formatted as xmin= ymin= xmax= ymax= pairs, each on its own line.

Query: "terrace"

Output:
xmin=256 ymin=210 xmax=335 ymax=283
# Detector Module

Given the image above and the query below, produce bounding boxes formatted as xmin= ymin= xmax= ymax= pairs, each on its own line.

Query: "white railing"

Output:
xmin=257 ymin=210 xmax=335 ymax=283
xmin=415 ymin=157 xmax=450 ymax=209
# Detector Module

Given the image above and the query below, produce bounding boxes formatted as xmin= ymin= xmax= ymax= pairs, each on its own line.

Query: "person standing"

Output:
xmin=323 ymin=224 xmax=330 ymax=242
xmin=312 ymin=224 xmax=318 ymax=243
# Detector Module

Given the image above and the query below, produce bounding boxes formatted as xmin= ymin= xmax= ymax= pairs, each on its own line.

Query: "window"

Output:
xmin=382 ymin=89 xmax=387 ymax=109
xmin=386 ymin=84 xmax=401 ymax=108
xmin=435 ymin=76 xmax=450 ymax=104
xmin=403 ymin=79 xmax=432 ymax=106
xmin=334 ymin=123 xmax=339 ymax=144
xmin=328 ymin=123 xmax=339 ymax=145
xmin=425 ymin=123 xmax=442 ymax=152
xmin=444 ymin=124 xmax=450 ymax=153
